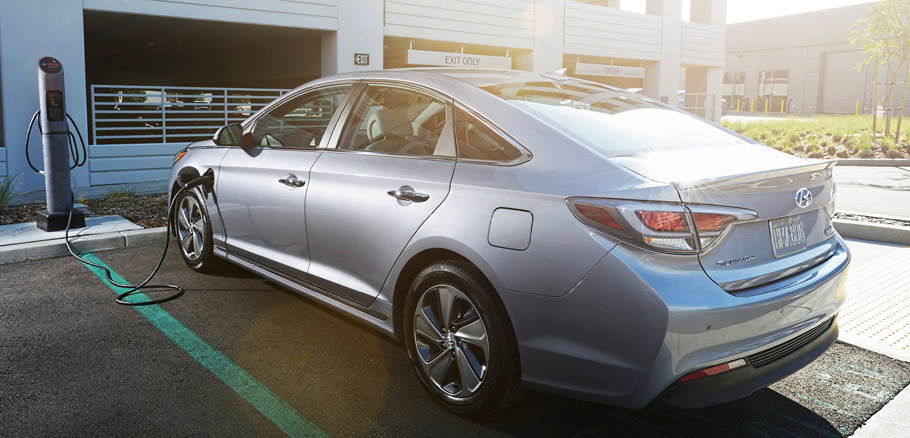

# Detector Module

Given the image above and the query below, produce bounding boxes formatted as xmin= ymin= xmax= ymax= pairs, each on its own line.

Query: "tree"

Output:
xmin=850 ymin=0 xmax=910 ymax=139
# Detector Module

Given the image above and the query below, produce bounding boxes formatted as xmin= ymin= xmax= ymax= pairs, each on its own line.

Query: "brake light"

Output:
xmin=677 ymin=358 xmax=747 ymax=383
xmin=567 ymin=198 xmax=757 ymax=254
xmin=637 ymin=211 xmax=688 ymax=232
xmin=692 ymin=213 xmax=737 ymax=232
xmin=571 ymin=203 xmax=622 ymax=231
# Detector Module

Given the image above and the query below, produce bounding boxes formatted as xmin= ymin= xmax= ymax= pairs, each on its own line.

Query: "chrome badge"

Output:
xmin=795 ymin=188 xmax=813 ymax=209
xmin=715 ymin=255 xmax=755 ymax=268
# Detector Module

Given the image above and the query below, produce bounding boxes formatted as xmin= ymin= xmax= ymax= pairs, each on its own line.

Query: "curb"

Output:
xmin=835 ymin=159 xmax=910 ymax=167
xmin=834 ymin=219 xmax=910 ymax=246
xmin=0 ymin=227 xmax=167 ymax=264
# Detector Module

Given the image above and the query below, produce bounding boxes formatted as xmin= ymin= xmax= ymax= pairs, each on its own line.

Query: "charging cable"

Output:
xmin=25 ymin=110 xmax=87 ymax=173
xmin=24 ymin=107 xmax=206 ymax=306
xmin=62 ymin=174 xmax=214 ymax=306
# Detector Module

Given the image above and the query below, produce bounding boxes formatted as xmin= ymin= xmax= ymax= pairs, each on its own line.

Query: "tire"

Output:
xmin=173 ymin=186 xmax=222 ymax=273
xmin=403 ymin=260 xmax=524 ymax=415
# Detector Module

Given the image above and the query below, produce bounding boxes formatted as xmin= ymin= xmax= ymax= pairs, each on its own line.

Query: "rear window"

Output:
xmin=482 ymin=81 xmax=748 ymax=157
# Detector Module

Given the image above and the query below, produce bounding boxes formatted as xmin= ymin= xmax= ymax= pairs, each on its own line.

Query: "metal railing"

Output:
xmin=90 ymin=84 xmax=291 ymax=145
xmin=679 ymin=92 xmax=716 ymax=120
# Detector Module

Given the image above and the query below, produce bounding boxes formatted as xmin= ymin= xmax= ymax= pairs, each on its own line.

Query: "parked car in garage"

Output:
xmin=170 ymin=68 xmax=849 ymax=415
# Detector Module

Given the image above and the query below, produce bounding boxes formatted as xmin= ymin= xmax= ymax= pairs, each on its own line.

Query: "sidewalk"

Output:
xmin=839 ymin=238 xmax=910 ymax=437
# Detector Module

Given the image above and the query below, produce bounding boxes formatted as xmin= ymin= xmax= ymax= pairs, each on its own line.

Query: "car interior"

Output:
xmin=340 ymin=86 xmax=447 ymax=156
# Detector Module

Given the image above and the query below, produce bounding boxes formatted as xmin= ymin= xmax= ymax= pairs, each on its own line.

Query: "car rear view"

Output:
xmin=470 ymin=73 xmax=850 ymax=409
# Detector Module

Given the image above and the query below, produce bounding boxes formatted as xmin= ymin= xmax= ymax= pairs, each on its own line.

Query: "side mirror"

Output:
xmin=213 ymin=123 xmax=243 ymax=146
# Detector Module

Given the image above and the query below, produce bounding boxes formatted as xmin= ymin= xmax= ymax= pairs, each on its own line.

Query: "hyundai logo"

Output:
xmin=795 ymin=188 xmax=813 ymax=208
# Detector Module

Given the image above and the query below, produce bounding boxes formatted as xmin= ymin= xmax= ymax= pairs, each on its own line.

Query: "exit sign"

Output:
xmin=354 ymin=53 xmax=370 ymax=66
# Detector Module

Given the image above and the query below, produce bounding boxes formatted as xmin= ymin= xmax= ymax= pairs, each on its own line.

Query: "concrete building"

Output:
xmin=725 ymin=2 xmax=907 ymax=116
xmin=0 ymin=0 xmax=726 ymax=198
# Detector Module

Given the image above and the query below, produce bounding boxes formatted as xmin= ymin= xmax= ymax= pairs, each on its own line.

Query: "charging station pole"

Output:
xmin=37 ymin=56 xmax=84 ymax=231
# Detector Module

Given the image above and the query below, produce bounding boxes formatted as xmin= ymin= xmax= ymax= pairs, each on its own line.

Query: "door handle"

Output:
xmin=387 ymin=188 xmax=429 ymax=203
xmin=279 ymin=175 xmax=305 ymax=188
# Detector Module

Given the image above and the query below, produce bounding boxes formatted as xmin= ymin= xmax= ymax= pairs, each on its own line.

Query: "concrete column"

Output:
xmin=0 ymin=0 xmax=89 ymax=194
xmin=689 ymin=0 xmax=726 ymax=25
xmin=530 ymin=0 xmax=565 ymax=73
xmin=643 ymin=0 xmax=682 ymax=107
xmin=685 ymin=66 xmax=723 ymax=121
xmin=321 ymin=0 xmax=383 ymax=76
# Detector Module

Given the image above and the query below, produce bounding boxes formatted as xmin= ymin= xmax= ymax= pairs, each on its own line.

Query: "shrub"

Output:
xmin=826 ymin=145 xmax=837 ymax=156
xmin=0 ymin=173 xmax=20 ymax=211
xmin=791 ymin=144 xmax=805 ymax=153
xmin=832 ymin=134 xmax=844 ymax=143
xmin=104 ymin=186 xmax=135 ymax=202
xmin=836 ymin=149 xmax=851 ymax=158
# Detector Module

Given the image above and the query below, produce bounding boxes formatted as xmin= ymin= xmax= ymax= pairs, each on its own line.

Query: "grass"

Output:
xmin=722 ymin=115 xmax=910 ymax=159
xmin=104 ymin=186 xmax=135 ymax=202
xmin=0 ymin=173 xmax=21 ymax=211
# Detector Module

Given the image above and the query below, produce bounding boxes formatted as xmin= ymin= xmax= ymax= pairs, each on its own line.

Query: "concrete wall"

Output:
xmin=384 ymin=0 xmax=535 ymax=50
xmin=724 ymin=2 xmax=894 ymax=115
xmin=83 ymin=0 xmax=338 ymax=30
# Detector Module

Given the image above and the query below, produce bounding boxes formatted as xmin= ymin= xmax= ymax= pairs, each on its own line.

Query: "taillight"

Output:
xmin=568 ymin=198 xmax=758 ymax=254
xmin=573 ymin=203 xmax=623 ymax=231
xmin=693 ymin=213 xmax=737 ymax=232
xmin=637 ymin=211 xmax=688 ymax=232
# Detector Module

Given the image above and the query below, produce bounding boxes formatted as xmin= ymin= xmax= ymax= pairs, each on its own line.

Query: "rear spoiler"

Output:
xmin=673 ymin=160 xmax=836 ymax=190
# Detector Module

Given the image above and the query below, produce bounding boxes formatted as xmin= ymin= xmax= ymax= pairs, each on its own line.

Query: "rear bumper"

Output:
xmin=497 ymin=235 xmax=850 ymax=409
xmin=660 ymin=316 xmax=838 ymax=408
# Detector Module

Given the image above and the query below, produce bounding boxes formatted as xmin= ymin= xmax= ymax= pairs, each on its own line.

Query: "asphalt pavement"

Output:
xmin=833 ymin=166 xmax=910 ymax=219
xmin=3 ymin=243 xmax=910 ymax=437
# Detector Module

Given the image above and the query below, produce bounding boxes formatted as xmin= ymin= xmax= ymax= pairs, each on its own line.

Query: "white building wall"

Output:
xmin=384 ymin=0 xmax=535 ymax=49
xmin=322 ymin=0 xmax=384 ymax=75
xmin=563 ymin=1 xmax=663 ymax=61
xmin=83 ymin=0 xmax=339 ymax=30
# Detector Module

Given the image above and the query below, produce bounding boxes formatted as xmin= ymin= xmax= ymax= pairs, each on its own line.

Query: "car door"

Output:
xmin=217 ymin=84 xmax=353 ymax=279
xmin=305 ymin=82 xmax=456 ymax=306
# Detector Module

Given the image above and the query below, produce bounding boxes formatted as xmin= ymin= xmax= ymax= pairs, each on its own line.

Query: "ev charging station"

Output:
xmin=34 ymin=57 xmax=85 ymax=231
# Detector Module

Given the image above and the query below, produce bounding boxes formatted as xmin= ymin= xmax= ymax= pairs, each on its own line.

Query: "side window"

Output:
xmin=454 ymin=108 xmax=524 ymax=162
xmin=250 ymin=84 xmax=350 ymax=148
xmin=337 ymin=84 xmax=448 ymax=157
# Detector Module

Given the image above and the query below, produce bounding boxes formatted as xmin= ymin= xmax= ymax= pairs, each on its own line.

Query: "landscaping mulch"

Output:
xmin=835 ymin=212 xmax=910 ymax=228
xmin=0 ymin=194 xmax=168 ymax=228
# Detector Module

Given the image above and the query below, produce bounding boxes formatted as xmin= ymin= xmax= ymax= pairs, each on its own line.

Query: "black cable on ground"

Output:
xmin=63 ymin=175 xmax=212 ymax=306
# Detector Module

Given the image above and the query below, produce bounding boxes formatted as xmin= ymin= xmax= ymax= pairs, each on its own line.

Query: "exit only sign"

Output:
xmin=354 ymin=53 xmax=370 ymax=66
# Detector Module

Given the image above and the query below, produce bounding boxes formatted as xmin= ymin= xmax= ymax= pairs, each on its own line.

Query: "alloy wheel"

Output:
xmin=413 ymin=284 xmax=490 ymax=398
xmin=177 ymin=194 xmax=205 ymax=262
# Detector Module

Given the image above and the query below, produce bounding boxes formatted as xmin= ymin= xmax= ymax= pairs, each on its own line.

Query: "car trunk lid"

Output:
xmin=611 ymin=144 xmax=838 ymax=292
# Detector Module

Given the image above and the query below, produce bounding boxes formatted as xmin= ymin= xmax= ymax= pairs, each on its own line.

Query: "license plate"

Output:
xmin=769 ymin=214 xmax=808 ymax=258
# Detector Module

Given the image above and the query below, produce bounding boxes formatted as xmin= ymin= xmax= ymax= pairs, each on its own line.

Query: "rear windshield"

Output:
xmin=481 ymin=81 xmax=748 ymax=157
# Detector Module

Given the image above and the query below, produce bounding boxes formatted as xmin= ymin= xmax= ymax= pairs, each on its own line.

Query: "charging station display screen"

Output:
xmin=46 ymin=91 xmax=64 ymax=121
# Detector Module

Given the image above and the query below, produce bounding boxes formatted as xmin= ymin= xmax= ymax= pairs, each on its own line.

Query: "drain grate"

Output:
xmin=838 ymin=246 xmax=910 ymax=351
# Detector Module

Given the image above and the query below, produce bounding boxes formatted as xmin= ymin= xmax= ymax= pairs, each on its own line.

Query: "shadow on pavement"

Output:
xmin=479 ymin=389 xmax=841 ymax=437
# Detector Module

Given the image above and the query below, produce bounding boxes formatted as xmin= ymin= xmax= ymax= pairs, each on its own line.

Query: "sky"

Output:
xmin=617 ymin=0 xmax=881 ymax=24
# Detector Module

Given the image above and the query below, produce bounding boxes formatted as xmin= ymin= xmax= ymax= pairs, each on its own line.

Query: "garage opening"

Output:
xmin=83 ymin=11 xmax=323 ymax=146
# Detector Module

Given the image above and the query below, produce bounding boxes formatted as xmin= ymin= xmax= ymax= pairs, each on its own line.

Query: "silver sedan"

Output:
xmin=169 ymin=69 xmax=849 ymax=414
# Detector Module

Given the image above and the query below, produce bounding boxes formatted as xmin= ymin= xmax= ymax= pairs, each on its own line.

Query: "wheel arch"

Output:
xmin=390 ymin=245 xmax=512 ymax=342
